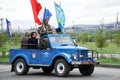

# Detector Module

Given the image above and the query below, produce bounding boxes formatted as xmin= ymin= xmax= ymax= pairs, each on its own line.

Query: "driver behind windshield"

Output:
xmin=39 ymin=35 xmax=50 ymax=50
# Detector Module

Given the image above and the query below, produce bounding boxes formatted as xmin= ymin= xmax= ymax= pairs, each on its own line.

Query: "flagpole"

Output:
xmin=59 ymin=2 xmax=61 ymax=7
xmin=10 ymin=28 xmax=12 ymax=49
xmin=35 ymin=22 xmax=37 ymax=29
xmin=116 ymin=12 xmax=118 ymax=28
xmin=10 ymin=37 xmax=12 ymax=48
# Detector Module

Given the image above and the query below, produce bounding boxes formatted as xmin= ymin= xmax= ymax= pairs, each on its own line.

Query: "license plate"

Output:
xmin=71 ymin=61 xmax=81 ymax=65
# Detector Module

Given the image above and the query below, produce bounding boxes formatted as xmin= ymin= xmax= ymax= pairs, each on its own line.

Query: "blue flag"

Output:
xmin=54 ymin=2 xmax=65 ymax=33
xmin=6 ymin=19 xmax=12 ymax=39
xmin=43 ymin=8 xmax=52 ymax=21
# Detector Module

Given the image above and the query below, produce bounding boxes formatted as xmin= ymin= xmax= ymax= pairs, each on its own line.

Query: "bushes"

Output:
xmin=0 ymin=31 xmax=8 ymax=48
xmin=114 ymin=33 xmax=120 ymax=47
xmin=95 ymin=27 xmax=108 ymax=50
xmin=99 ymin=57 xmax=120 ymax=65
xmin=81 ymin=32 xmax=89 ymax=44
xmin=12 ymin=32 xmax=21 ymax=45
xmin=0 ymin=31 xmax=22 ymax=52
xmin=95 ymin=33 xmax=108 ymax=50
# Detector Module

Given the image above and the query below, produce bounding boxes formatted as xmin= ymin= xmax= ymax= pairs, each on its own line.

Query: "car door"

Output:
xmin=28 ymin=50 xmax=41 ymax=64
xmin=39 ymin=49 xmax=53 ymax=65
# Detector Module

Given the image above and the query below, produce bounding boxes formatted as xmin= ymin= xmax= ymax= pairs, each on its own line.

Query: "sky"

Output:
xmin=0 ymin=0 xmax=120 ymax=31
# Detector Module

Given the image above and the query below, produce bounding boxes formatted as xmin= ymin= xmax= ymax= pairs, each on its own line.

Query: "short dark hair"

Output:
xmin=25 ymin=32 xmax=29 ymax=36
xmin=31 ymin=32 xmax=36 ymax=37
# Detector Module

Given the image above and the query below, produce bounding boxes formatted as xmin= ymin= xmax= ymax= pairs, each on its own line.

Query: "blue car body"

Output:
xmin=10 ymin=34 xmax=98 ymax=66
xmin=10 ymin=34 xmax=99 ymax=76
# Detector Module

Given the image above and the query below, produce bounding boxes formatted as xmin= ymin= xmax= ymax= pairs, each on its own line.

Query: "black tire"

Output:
xmin=14 ymin=59 xmax=29 ymax=75
xmin=54 ymin=59 xmax=70 ymax=77
xmin=79 ymin=65 xmax=94 ymax=76
xmin=42 ymin=67 xmax=54 ymax=73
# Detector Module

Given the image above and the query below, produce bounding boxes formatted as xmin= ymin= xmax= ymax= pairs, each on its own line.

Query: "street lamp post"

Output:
xmin=116 ymin=12 xmax=119 ymax=28
xmin=0 ymin=18 xmax=4 ymax=31
xmin=0 ymin=6 xmax=4 ymax=31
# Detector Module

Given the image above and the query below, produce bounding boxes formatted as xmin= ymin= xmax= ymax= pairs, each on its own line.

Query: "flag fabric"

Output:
xmin=43 ymin=8 xmax=52 ymax=21
xmin=30 ymin=0 xmax=42 ymax=25
xmin=6 ymin=19 xmax=12 ymax=39
xmin=54 ymin=2 xmax=65 ymax=33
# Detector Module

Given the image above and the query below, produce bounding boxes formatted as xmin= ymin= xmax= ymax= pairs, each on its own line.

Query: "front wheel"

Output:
xmin=14 ymin=59 xmax=29 ymax=75
xmin=54 ymin=59 xmax=70 ymax=77
xmin=79 ymin=65 xmax=94 ymax=76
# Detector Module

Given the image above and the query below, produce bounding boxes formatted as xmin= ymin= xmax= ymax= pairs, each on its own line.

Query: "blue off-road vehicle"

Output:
xmin=10 ymin=34 xmax=99 ymax=77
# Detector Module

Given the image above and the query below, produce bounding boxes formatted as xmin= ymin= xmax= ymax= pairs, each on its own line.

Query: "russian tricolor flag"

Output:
xmin=30 ymin=0 xmax=52 ymax=26
xmin=30 ymin=0 xmax=42 ymax=25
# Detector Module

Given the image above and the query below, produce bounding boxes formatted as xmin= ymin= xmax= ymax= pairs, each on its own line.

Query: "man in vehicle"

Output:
xmin=21 ymin=32 xmax=30 ymax=49
xmin=38 ymin=19 xmax=52 ymax=37
xmin=28 ymin=32 xmax=38 ymax=49
xmin=39 ymin=35 xmax=50 ymax=50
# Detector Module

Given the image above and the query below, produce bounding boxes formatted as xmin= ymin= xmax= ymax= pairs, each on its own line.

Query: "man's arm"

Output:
xmin=39 ymin=26 xmax=47 ymax=34
xmin=47 ymin=25 xmax=52 ymax=34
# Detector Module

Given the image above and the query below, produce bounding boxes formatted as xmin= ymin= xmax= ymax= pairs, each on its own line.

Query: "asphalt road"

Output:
xmin=0 ymin=64 xmax=120 ymax=80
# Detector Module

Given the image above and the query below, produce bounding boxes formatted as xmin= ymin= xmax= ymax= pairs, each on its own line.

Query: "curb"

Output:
xmin=95 ymin=64 xmax=120 ymax=69
xmin=0 ymin=62 xmax=10 ymax=65
xmin=0 ymin=62 xmax=120 ymax=68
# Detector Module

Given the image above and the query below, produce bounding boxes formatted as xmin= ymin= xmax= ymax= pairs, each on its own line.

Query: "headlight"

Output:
xmin=79 ymin=55 xmax=83 ymax=58
xmin=88 ymin=53 xmax=96 ymax=58
xmin=88 ymin=53 xmax=92 ymax=57
xmin=93 ymin=57 xmax=98 ymax=61
xmin=72 ymin=54 xmax=77 ymax=60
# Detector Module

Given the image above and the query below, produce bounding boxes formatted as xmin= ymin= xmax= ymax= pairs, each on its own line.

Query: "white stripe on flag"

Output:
xmin=38 ymin=9 xmax=44 ymax=24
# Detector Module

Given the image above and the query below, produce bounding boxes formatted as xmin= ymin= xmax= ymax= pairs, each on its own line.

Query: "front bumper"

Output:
xmin=71 ymin=50 xmax=99 ymax=65
xmin=71 ymin=61 xmax=99 ymax=65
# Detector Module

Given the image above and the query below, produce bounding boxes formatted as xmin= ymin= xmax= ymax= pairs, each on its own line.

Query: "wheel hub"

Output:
xmin=57 ymin=63 xmax=65 ymax=74
xmin=16 ymin=62 xmax=24 ymax=73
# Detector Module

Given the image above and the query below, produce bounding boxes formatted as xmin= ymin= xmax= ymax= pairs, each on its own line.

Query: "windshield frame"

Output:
xmin=48 ymin=34 xmax=74 ymax=48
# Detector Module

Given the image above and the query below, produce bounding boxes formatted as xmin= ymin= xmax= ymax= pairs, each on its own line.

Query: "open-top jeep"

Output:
xmin=10 ymin=34 xmax=99 ymax=77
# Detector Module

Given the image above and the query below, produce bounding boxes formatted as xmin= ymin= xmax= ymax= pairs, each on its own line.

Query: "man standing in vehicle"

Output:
xmin=38 ymin=18 xmax=52 ymax=37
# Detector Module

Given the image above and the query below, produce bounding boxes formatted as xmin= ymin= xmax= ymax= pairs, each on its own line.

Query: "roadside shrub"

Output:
xmin=114 ymin=33 xmax=120 ymax=47
xmin=81 ymin=32 xmax=88 ymax=44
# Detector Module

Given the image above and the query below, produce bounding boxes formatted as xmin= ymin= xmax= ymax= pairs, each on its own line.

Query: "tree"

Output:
xmin=95 ymin=27 xmax=108 ymax=50
xmin=0 ymin=31 xmax=9 ymax=56
xmin=89 ymin=35 xmax=95 ymax=42
xmin=12 ymin=32 xmax=21 ymax=45
xmin=114 ymin=33 xmax=120 ymax=47
xmin=81 ymin=32 xmax=88 ymax=44
xmin=0 ymin=31 xmax=8 ymax=48
xmin=105 ymin=30 xmax=114 ymax=42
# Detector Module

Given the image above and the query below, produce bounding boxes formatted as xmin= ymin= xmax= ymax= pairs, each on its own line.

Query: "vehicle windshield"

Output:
xmin=49 ymin=34 xmax=74 ymax=47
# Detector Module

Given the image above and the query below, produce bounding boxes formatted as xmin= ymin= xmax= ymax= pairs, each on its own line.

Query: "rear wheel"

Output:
xmin=14 ymin=59 xmax=29 ymax=75
xmin=79 ymin=65 xmax=94 ymax=76
xmin=42 ymin=67 xmax=54 ymax=73
xmin=54 ymin=59 xmax=70 ymax=77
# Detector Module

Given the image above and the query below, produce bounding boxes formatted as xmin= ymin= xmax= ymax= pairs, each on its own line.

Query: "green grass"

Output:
xmin=0 ymin=56 xmax=9 ymax=62
xmin=99 ymin=57 xmax=120 ymax=65
xmin=78 ymin=42 xmax=120 ymax=54
xmin=0 ymin=42 xmax=20 ymax=52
